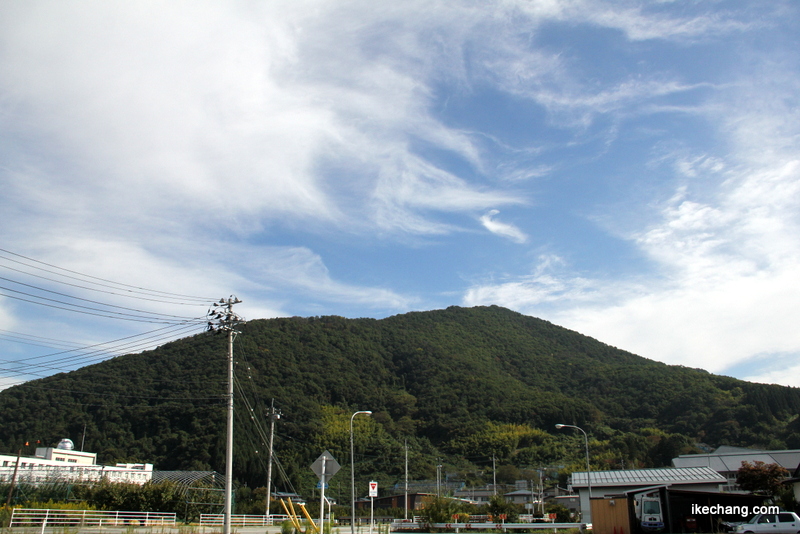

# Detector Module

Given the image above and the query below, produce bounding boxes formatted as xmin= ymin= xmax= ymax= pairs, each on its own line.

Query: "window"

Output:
xmin=778 ymin=514 xmax=795 ymax=523
xmin=642 ymin=501 xmax=661 ymax=515
xmin=68 ymin=459 xmax=77 ymax=463
xmin=55 ymin=457 xmax=65 ymax=461
xmin=2 ymin=461 xmax=7 ymax=467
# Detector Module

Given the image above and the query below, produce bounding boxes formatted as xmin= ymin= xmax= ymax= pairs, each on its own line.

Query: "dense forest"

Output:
xmin=1 ymin=305 xmax=800 ymax=503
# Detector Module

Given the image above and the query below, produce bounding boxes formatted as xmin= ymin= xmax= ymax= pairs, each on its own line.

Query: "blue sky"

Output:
xmin=2 ymin=1 xmax=800 ymax=389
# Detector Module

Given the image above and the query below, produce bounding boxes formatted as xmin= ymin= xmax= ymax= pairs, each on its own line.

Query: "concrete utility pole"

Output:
xmin=208 ymin=296 xmax=243 ymax=534
xmin=265 ymin=399 xmax=281 ymax=525
xmin=404 ymin=440 xmax=409 ymax=520
xmin=492 ymin=454 xmax=497 ymax=496
xmin=4 ymin=448 xmax=22 ymax=507
xmin=436 ymin=460 xmax=442 ymax=497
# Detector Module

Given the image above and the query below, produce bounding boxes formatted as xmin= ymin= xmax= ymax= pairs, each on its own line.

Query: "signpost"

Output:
xmin=368 ymin=481 xmax=377 ymax=534
xmin=369 ymin=480 xmax=378 ymax=534
xmin=311 ymin=451 xmax=341 ymax=534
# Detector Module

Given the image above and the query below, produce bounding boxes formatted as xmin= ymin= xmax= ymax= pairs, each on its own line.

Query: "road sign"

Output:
xmin=310 ymin=450 xmax=341 ymax=479
xmin=368 ymin=480 xmax=378 ymax=497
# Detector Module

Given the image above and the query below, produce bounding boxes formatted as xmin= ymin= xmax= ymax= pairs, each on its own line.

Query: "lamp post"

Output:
xmin=351 ymin=410 xmax=372 ymax=534
xmin=555 ymin=424 xmax=592 ymax=498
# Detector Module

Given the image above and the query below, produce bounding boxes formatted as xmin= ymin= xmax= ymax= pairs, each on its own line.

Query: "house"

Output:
xmin=452 ymin=487 xmax=496 ymax=504
xmin=504 ymin=488 xmax=536 ymax=505
xmin=355 ymin=492 xmax=434 ymax=511
xmin=568 ymin=466 xmax=726 ymax=523
xmin=672 ymin=446 xmax=800 ymax=491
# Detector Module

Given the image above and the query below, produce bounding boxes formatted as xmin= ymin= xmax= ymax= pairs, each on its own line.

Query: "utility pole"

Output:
xmin=265 ymin=399 xmax=281 ymax=525
xmin=4 ymin=448 xmax=22 ymax=508
xmin=492 ymin=454 xmax=497 ymax=496
xmin=404 ymin=440 xmax=409 ymax=520
xmin=208 ymin=296 xmax=243 ymax=534
xmin=436 ymin=459 xmax=442 ymax=497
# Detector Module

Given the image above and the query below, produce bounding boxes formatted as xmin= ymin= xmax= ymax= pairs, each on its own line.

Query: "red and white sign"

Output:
xmin=369 ymin=481 xmax=378 ymax=497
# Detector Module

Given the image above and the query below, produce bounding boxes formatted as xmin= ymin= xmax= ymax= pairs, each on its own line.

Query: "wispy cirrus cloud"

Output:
xmin=463 ymin=50 xmax=800 ymax=385
xmin=479 ymin=210 xmax=528 ymax=243
xmin=2 ymin=0 xmax=797 ymax=389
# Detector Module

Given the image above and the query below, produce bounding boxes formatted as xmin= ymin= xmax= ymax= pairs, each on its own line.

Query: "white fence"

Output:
xmin=199 ymin=514 xmax=291 ymax=526
xmin=9 ymin=508 xmax=177 ymax=527
xmin=391 ymin=520 xmax=587 ymax=532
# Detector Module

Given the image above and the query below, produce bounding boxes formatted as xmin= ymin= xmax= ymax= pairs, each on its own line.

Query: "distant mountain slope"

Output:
xmin=1 ymin=305 xmax=799 ymax=493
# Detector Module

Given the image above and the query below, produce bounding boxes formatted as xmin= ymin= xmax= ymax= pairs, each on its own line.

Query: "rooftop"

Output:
xmin=570 ymin=466 xmax=725 ymax=487
xmin=672 ymin=447 xmax=800 ymax=473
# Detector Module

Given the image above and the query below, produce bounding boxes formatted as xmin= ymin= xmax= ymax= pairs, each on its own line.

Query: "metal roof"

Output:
xmin=570 ymin=466 xmax=725 ymax=487
xmin=672 ymin=448 xmax=800 ymax=473
xmin=150 ymin=470 xmax=223 ymax=492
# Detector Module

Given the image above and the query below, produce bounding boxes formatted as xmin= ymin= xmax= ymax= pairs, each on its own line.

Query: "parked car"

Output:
xmin=721 ymin=520 xmax=745 ymax=533
xmin=735 ymin=513 xmax=800 ymax=534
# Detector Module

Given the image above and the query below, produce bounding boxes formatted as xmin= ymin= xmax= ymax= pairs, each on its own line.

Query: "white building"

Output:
xmin=0 ymin=438 xmax=153 ymax=485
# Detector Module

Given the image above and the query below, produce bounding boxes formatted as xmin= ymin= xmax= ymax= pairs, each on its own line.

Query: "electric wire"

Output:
xmin=0 ymin=323 xmax=207 ymax=376
xmin=0 ymin=288 xmax=203 ymax=324
xmin=0 ymin=324 xmax=208 ymax=376
xmin=0 ymin=323 xmax=202 ymax=364
xmin=0 ymin=248 xmax=215 ymax=303
xmin=0 ymin=247 xmax=217 ymax=388
xmin=0 ymin=275 xmax=205 ymax=321
xmin=232 ymin=339 xmax=299 ymax=496
xmin=0 ymin=329 xmax=87 ymax=350
xmin=0 ymin=261 xmax=210 ymax=306
xmin=14 ymin=381 xmax=224 ymax=402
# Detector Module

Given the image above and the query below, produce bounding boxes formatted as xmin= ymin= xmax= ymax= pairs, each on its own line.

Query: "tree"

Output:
xmin=736 ymin=461 xmax=789 ymax=496
xmin=486 ymin=494 xmax=519 ymax=523
xmin=419 ymin=496 xmax=470 ymax=526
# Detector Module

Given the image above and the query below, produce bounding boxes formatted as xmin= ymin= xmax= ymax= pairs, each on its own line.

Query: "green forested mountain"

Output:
xmin=2 ymin=305 xmax=800 ymax=499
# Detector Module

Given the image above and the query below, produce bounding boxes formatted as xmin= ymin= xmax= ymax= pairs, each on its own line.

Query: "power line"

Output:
xmin=0 ymin=288 xmax=204 ymax=324
xmin=0 ymin=275 xmax=204 ymax=321
xmin=1 ymin=323 xmax=205 ymax=365
xmin=0 ymin=248 xmax=214 ymax=303
xmin=0 ymin=262 xmax=208 ymax=306
xmin=0 ymin=323 xmax=208 ymax=378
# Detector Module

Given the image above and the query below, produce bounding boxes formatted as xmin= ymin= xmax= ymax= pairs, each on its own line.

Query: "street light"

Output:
xmin=351 ymin=410 xmax=372 ymax=534
xmin=555 ymin=424 xmax=592 ymax=499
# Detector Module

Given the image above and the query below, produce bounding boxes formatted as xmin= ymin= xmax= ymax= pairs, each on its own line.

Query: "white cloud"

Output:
xmin=479 ymin=210 xmax=528 ymax=243
xmin=463 ymin=46 xmax=800 ymax=385
xmin=742 ymin=359 xmax=800 ymax=387
xmin=1 ymin=0 xmax=796 ymax=390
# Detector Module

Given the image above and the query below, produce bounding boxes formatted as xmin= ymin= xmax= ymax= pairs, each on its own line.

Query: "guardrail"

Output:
xmin=9 ymin=508 xmax=177 ymax=527
xmin=199 ymin=513 xmax=291 ymax=526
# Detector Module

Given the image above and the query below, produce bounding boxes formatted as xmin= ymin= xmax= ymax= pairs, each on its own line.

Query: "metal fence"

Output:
xmin=9 ymin=508 xmax=177 ymax=527
xmin=199 ymin=513 xmax=291 ymax=526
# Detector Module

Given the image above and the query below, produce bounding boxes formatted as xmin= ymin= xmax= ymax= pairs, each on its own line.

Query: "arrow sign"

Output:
xmin=369 ymin=480 xmax=378 ymax=497
xmin=310 ymin=450 xmax=341 ymax=479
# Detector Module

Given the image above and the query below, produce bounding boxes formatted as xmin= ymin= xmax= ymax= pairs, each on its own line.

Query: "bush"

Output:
xmin=487 ymin=495 xmax=519 ymax=523
xmin=419 ymin=496 xmax=471 ymax=526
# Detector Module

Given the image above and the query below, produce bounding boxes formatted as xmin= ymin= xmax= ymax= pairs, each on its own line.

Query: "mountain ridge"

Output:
xmin=1 ymin=305 xmax=798 ymax=494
